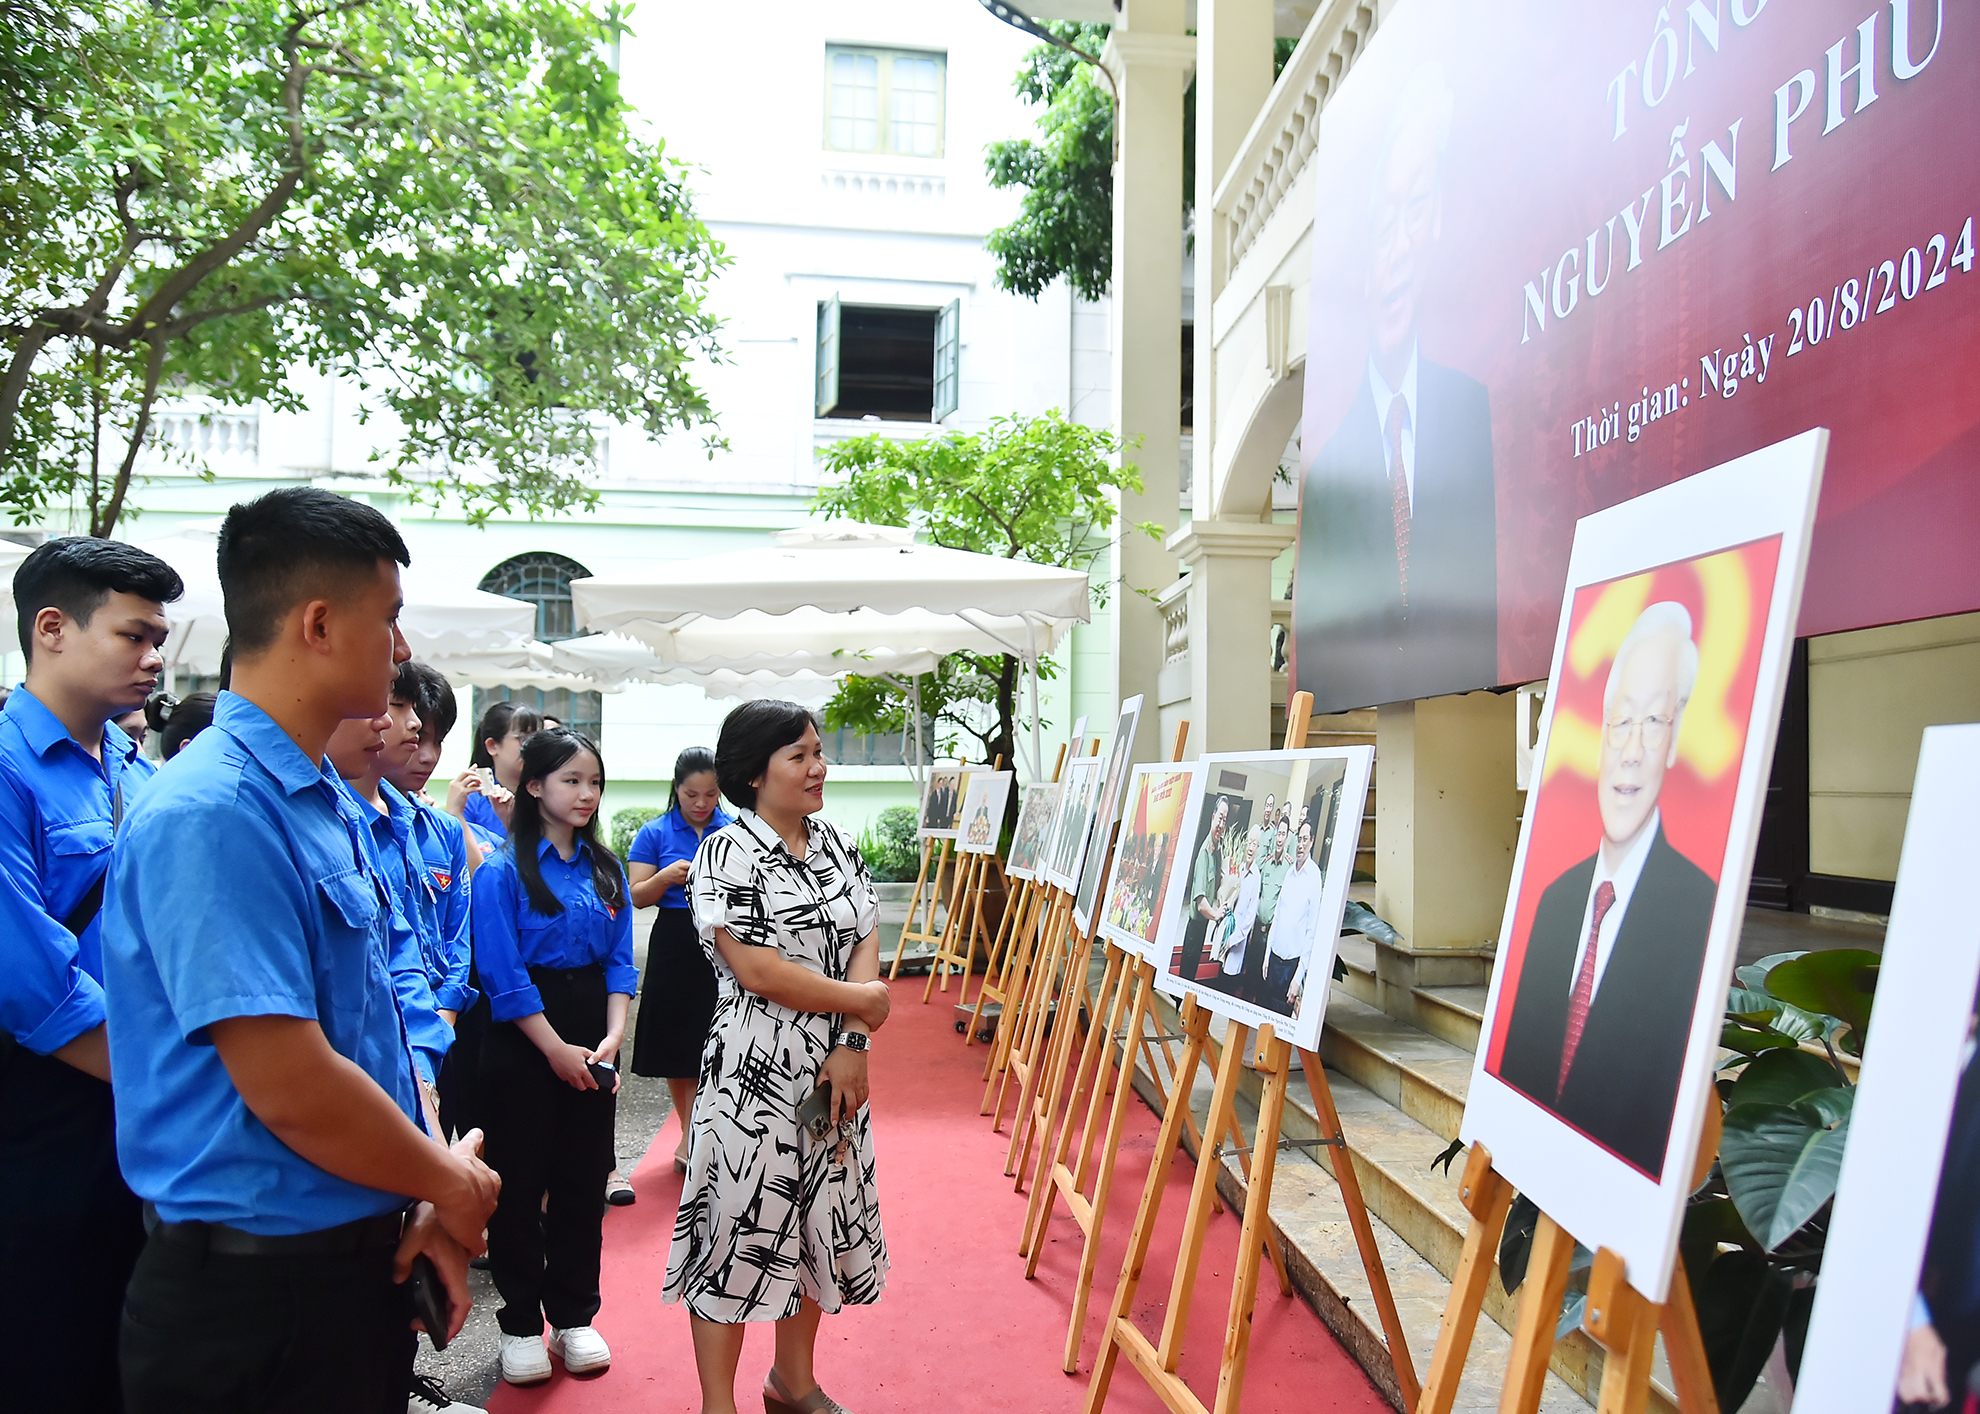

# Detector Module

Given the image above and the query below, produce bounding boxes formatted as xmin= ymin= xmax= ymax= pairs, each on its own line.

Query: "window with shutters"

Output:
xmin=815 ymin=299 xmax=960 ymax=423
xmin=825 ymin=46 xmax=945 ymax=158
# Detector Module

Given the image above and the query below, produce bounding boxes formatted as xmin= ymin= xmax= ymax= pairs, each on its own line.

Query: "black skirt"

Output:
xmin=629 ymin=906 xmax=718 ymax=1079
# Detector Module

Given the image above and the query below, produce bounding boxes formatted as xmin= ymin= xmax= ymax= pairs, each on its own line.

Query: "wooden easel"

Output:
xmin=971 ymin=742 xmax=1070 ymax=1061
xmin=922 ymin=848 xmax=1005 ymax=1005
xmin=1079 ymin=690 xmax=1420 ymax=1414
xmin=1418 ymin=1106 xmax=1724 ymax=1414
xmin=886 ymin=834 xmax=953 ymax=980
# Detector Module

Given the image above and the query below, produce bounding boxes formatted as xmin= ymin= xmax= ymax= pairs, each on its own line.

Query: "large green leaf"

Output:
xmin=1690 ymin=1250 xmax=1795 ymax=1412
xmin=1721 ymin=1100 xmax=1853 ymax=1249
xmin=1765 ymin=950 xmax=1880 ymax=1057
xmin=1720 ymin=1021 xmax=1798 ymax=1057
xmin=1736 ymin=952 xmax=1807 ymax=992
xmin=1726 ymin=1049 xmax=1846 ymax=1110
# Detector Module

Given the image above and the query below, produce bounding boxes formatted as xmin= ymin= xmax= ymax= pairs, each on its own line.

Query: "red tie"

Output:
xmin=1386 ymin=394 xmax=1411 ymax=610
xmin=1558 ymin=880 xmax=1617 ymax=1096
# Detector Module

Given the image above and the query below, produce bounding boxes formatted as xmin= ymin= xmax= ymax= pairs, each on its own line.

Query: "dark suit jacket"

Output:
xmin=1493 ymin=826 xmax=1718 ymax=1177
xmin=1293 ymin=358 xmax=1498 ymax=713
xmin=1922 ymin=1049 xmax=1980 ymax=1371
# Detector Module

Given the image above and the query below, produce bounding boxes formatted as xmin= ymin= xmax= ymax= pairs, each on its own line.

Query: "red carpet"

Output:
xmin=486 ymin=977 xmax=1389 ymax=1413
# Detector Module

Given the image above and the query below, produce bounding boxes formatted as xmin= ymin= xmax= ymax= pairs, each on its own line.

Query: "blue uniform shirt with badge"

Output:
xmin=404 ymin=790 xmax=476 ymax=1013
xmin=463 ymin=790 xmax=506 ymax=847
xmin=103 ymin=692 xmax=425 ymax=1236
xmin=0 ymin=687 xmax=149 ymax=1052
xmin=472 ymin=836 xmax=637 ymax=1022
xmin=342 ymin=778 xmax=456 ymax=1086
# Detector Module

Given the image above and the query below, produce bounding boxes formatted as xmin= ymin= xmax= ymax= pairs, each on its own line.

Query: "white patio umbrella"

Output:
xmin=431 ymin=641 xmax=616 ymax=694
xmin=133 ymin=526 xmax=537 ymax=677
xmin=570 ymin=523 xmax=1090 ymax=777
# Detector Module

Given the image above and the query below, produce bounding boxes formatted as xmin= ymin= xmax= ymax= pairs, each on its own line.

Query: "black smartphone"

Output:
xmin=587 ymin=1059 xmax=616 ymax=1090
xmin=408 ymin=1253 xmax=453 ymax=1351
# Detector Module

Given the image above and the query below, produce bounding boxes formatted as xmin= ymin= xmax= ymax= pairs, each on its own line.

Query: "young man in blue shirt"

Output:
xmin=1 ymin=537 xmax=182 ymax=1414
xmin=104 ymin=488 xmax=501 ymax=1414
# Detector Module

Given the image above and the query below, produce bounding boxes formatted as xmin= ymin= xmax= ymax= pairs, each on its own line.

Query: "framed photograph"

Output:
xmin=1147 ymin=747 xmax=1372 ymax=1053
xmin=1097 ymin=762 xmax=1201 ymax=960
xmin=1791 ymin=725 xmax=1980 ymax=1414
xmin=1006 ymin=781 xmax=1062 ymax=882
xmin=917 ymin=764 xmax=984 ymax=841
xmin=1072 ymin=695 xmax=1146 ymax=935
xmin=1041 ymin=755 xmax=1104 ymax=894
xmin=1460 ymin=429 xmax=1828 ymax=1304
xmin=956 ymin=771 xmax=1014 ymax=857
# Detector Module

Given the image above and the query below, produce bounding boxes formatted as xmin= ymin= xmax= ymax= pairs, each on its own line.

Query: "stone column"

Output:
xmin=1167 ymin=520 xmax=1293 ymax=755
xmin=1104 ymin=2 xmax=1192 ymax=764
xmin=1191 ymin=0 xmax=1275 ymax=525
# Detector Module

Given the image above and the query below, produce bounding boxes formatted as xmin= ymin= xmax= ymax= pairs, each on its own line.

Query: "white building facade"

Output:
xmin=18 ymin=0 xmax=1124 ymax=831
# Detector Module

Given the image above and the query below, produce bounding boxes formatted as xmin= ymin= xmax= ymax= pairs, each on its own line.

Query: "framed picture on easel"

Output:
xmin=1144 ymin=747 xmax=1372 ymax=1054
xmin=917 ymin=763 xmax=984 ymax=841
xmin=1461 ymin=429 xmax=1827 ymax=1305
xmin=1071 ymin=695 xmax=1144 ymax=934
xmin=956 ymin=770 xmax=1014 ymax=856
xmin=1005 ymin=780 xmax=1061 ymax=882
xmin=1096 ymin=762 xmax=1200 ymax=961
xmin=1040 ymin=755 xmax=1103 ymax=894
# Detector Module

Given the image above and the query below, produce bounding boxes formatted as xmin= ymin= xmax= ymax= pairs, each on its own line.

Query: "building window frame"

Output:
xmin=475 ymin=552 xmax=602 ymax=744
xmin=824 ymin=45 xmax=946 ymax=159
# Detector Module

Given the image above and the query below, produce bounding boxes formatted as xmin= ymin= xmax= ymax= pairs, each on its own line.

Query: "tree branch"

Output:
xmin=0 ymin=323 xmax=56 ymax=462
xmin=92 ymin=335 xmax=167 ymax=537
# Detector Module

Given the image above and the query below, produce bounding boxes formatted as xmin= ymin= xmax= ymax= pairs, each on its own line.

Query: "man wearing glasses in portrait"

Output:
xmin=1494 ymin=603 xmax=1718 ymax=1177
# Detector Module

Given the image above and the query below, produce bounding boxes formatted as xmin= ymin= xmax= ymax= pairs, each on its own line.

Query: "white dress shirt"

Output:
xmin=1367 ymin=342 xmax=1420 ymax=510
xmin=1219 ymin=866 xmax=1264 ymax=976
xmin=1566 ymin=809 xmax=1661 ymax=1004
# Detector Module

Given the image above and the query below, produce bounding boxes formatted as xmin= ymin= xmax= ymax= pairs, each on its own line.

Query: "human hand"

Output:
xmin=820 ymin=1045 xmax=870 ymax=1160
xmin=659 ymin=859 xmax=693 ymax=890
xmin=393 ymin=1203 xmax=473 ymax=1343
xmin=430 ymin=1129 xmax=500 ymax=1255
xmin=854 ymin=980 xmax=892 ymax=1032
xmin=485 ymin=779 xmax=516 ymax=828
xmin=586 ymin=1035 xmax=623 ymax=1094
xmin=444 ymin=770 xmax=479 ymax=817
xmin=545 ymin=1040 xmax=598 ymax=1091
xmin=1899 ymin=1323 xmax=1950 ymax=1408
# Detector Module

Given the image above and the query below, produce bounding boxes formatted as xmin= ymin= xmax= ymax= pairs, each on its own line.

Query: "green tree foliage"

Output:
xmin=983 ymin=26 xmax=1300 ymax=301
xmin=0 ymin=0 xmax=725 ymax=534
xmin=811 ymin=411 xmax=1151 ymax=770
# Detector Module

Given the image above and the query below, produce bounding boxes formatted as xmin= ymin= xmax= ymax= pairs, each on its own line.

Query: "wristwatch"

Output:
xmin=836 ymin=1031 xmax=871 ymax=1054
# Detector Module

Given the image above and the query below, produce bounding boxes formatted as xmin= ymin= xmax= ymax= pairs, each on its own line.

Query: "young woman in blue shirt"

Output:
xmin=472 ymin=727 xmax=636 ymax=1387
xmin=627 ymin=745 xmax=732 ymax=1174
xmin=450 ymin=699 xmax=541 ymax=850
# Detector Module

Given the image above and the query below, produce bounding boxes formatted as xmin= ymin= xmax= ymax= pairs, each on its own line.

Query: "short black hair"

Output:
xmin=394 ymin=660 xmax=456 ymax=744
xmin=13 ymin=537 xmax=183 ymax=664
xmin=715 ymin=699 xmax=819 ymax=811
xmin=215 ymin=488 xmax=409 ymax=657
xmin=471 ymin=699 xmax=544 ymax=769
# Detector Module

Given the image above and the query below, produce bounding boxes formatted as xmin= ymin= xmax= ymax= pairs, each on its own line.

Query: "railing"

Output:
xmin=1158 ymin=577 xmax=1191 ymax=666
xmin=1218 ymin=1 xmax=1381 ymax=273
xmin=820 ymin=169 xmax=945 ymax=201
xmin=151 ymin=409 xmax=260 ymax=462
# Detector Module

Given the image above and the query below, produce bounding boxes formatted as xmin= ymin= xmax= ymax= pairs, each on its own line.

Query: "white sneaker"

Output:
xmin=499 ymin=1332 xmax=552 ymax=1385
xmin=550 ymin=1324 xmax=612 ymax=1374
xmin=408 ymin=1372 xmax=482 ymax=1412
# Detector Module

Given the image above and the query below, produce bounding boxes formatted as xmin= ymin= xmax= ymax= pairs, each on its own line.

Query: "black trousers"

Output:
xmin=481 ymin=964 xmax=615 ymax=1336
xmin=445 ymin=985 xmax=492 ymax=1142
xmin=1239 ymin=917 xmax=1274 ymax=1005
xmin=0 ymin=1044 xmax=146 ymax=1414
xmin=1264 ymin=952 xmax=1301 ymax=1009
xmin=1177 ymin=914 xmax=1211 ymax=984
xmin=120 ymin=1230 xmax=413 ymax=1414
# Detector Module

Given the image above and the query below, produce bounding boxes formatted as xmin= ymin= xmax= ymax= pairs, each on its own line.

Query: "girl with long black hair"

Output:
xmin=471 ymin=728 xmax=636 ymax=1387
xmin=450 ymin=698 xmax=543 ymax=848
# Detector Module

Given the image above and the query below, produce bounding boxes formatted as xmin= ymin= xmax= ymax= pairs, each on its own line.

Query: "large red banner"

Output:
xmin=1293 ymin=0 xmax=1978 ymax=715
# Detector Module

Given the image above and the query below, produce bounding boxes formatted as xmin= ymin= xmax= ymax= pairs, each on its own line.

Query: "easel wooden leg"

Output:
xmin=1297 ymin=1047 xmax=1420 ymax=1410
xmin=1658 ymin=1261 xmax=1720 ymax=1414
xmin=1585 ymin=1248 xmax=1661 ymax=1414
xmin=887 ymin=837 xmax=936 ymax=980
xmin=1014 ymin=916 xmax=1098 ymax=1191
xmin=1213 ymin=1031 xmax=1292 ymax=1414
xmin=980 ymin=879 xmax=1044 ymax=1091
xmin=967 ymin=873 xmax=1025 ymax=1049
xmin=1156 ymin=1021 xmax=1253 ymax=1366
xmin=1080 ymin=997 xmax=1212 ymax=1414
xmin=1499 ymin=1214 xmax=1576 ymax=1414
xmin=1000 ymin=891 xmax=1071 ymax=1157
xmin=1417 ymin=1144 xmax=1513 ymax=1414
xmin=1021 ymin=942 xmax=1127 ymax=1257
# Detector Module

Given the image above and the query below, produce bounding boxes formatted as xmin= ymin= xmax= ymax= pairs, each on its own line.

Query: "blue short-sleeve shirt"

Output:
xmin=406 ymin=794 xmax=476 ymax=1013
xmin=0 ymin=688 xmax=150 ymax=1053
xmin=462 ymin=790 xmax=505 ymax=845
xmin=629 ymin=805 xmax=733 ymax=910
xmin=103 ymin=692 xmax=424 ymax=1235
xmin=344 ymin=780 xmax=454 ymax=1085
xmin=471 ymin=837 xmax=637 ymax=1022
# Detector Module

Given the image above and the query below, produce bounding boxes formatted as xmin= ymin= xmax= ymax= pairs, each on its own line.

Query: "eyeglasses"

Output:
xmin=1604 ymin=713 xmax=1675 ymax=748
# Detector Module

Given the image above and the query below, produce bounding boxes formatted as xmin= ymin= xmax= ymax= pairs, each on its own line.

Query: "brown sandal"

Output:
xmin=763 ymin=1367 xmax=853 ymax=1414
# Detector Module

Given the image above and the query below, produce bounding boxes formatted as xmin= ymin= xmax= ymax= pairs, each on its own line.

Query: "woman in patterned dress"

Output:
xmin=663 ymin=700 xmax=894 ymax=1414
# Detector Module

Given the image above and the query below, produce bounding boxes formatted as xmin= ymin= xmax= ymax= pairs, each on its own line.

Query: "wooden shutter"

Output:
xmin=816 ymin=294 xmax=841 ymax=417
xmin=931 ymin=297 xmax=960 ymax=421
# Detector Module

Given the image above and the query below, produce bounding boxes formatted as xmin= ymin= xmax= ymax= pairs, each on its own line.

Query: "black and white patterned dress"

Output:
xmin=662 ymin=811 xmax=889 ymax=1322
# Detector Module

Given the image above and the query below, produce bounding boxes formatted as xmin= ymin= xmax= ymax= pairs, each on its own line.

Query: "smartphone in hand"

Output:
xmin=408 ymin=1253 xmax=453 ymax=1350
xmin=587 ymin=1059 xmax=617 ymax=1090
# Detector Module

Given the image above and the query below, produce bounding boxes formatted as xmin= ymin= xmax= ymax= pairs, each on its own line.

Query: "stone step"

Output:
xmin=1413 ymin=984 xmax=1487 ymax=1052
xmin=1126 ymin=988 xmax=1680 ymax=1412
